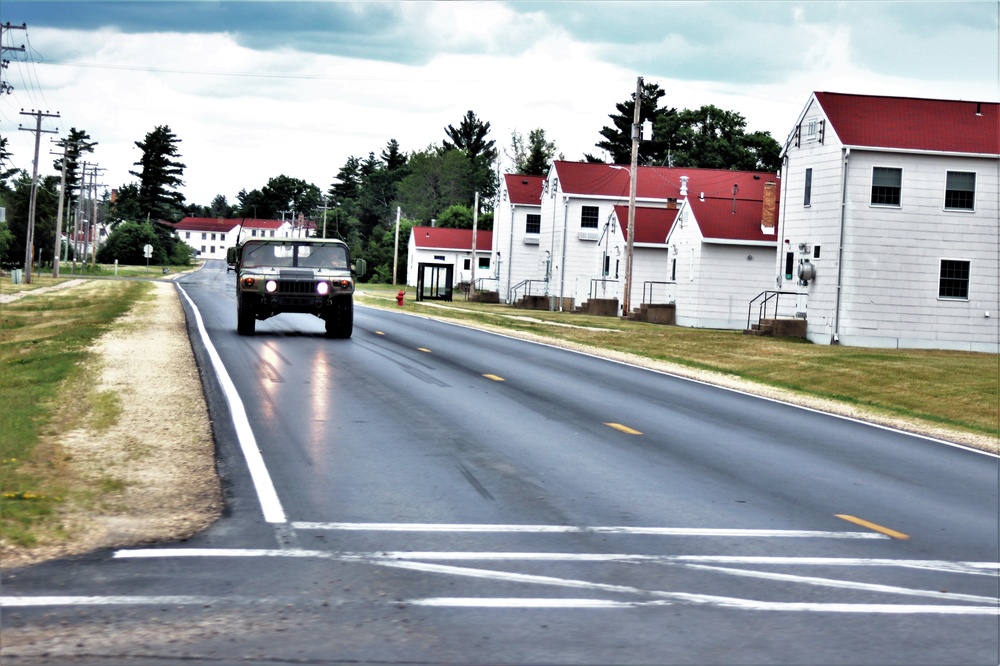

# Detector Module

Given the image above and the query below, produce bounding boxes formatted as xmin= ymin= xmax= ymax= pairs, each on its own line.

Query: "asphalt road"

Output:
xmin=2 ymin=260 xmax=998 ymax=665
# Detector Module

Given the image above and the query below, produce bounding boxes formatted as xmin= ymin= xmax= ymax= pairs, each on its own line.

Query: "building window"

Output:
xmin=185 ymin=232 xmax=191 ymax=239
xmin=200 ymin=245 xmax=206 ymax=253
xmin=270 ymin=230 xmax=275 ymax=237
xmin=211 ymin=233 xmax=216 ymax=241
xmin=939 ymin=260 xmax=970 ymax=300
xmin=434 ymin=255 xmax=445 ymax=261
xmin=581 ymin=206 xmax=599 ymax=228
xmin=803 ymin=168 xmax=812 ymax=207
xmin=806 ymin=120 xmax=817 ymax=137
xmin=478 ymin=257 xmax=490 ymax=269
xmin=944 ymin=171 xmax=976 ymax=210
xmin=210 ymin=246 xmax=215 ymax=254
xmin=871 ymin=167 xmax=902 ymax=206
xmin=525 ymin=214 xmax=541 ymax=234
xmin=463 ymin=259 xmax=471 ymax=270
xmin=202 ymin=233 xmax=207 ymax=240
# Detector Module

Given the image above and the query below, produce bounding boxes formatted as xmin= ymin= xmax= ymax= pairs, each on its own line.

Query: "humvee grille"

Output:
xmin=275 ymin=280 xmax=317 ymax=295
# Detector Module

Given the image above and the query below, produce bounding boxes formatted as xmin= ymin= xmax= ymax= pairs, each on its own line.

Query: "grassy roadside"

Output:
xmin=357 ymin=286 xmax=999 ymax=443
xmin=0 ymin=279 xmax=152 ymax=547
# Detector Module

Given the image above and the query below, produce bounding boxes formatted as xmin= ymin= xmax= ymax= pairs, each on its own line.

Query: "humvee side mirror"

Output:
xmin=226 ymin=246 xmax=238 ymax=265
xmin=353 ymin=258 xmax=367 ymax=277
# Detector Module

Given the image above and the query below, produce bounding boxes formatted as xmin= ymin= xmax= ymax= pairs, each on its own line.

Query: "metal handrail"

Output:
xmin=589 ymin=278 xmax=619 ymax=300
xmin=510 ymin=279 xmax=547 ymax=303
xmin=642 ymin=281 xmax=675 ymax=305
xmin=746 ymin=290 xmax=798 ymax=330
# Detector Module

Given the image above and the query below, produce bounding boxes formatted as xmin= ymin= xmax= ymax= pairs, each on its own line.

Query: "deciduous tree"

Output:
xmin=509 ymin=129 xmax=560 ymax=176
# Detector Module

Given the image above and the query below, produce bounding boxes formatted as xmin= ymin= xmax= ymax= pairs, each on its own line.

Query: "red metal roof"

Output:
xmin=814 ymin=92 xmax=999 ymax=155
xmin=552 ymin=161 xmax=778 ymax=203
xmin=686 ymin=197 xmax=776 ymax=242
xmin=412 ymin=226 xmax=493 ymax=251
xmin=176 ymin=217 xmax=283 ymax=231
xmin=612 ymin=206 xmax=678 ymax=244
xmin=503 ymin=174 xmax=544 ymax=206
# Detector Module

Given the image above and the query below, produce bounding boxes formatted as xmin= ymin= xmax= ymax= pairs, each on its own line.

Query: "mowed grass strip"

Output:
xmin=0 ymin=279 xmax=150 ymax=547
xmin=358 ymin=287 xmax=999 ymax=438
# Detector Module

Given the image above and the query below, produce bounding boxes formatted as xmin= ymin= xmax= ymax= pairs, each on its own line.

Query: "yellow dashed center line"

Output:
xmin=605 ymin=423 xmax=643 ymax=435
xmin=836 ymin=514 xmax=910 ymax=540
xmin=418 ymin=348 xmax=431 ymax=353
xmin=482 ymin=374 xmax=505 ymax=382
xmin=375 ymin=331 xmax=385 ymax=336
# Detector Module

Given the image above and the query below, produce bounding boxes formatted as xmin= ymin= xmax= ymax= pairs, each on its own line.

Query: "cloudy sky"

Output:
xmin=1 ymin=1 xmax=997 ymax=207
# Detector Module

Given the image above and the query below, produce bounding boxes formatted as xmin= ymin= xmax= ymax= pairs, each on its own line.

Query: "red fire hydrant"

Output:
xmin=396 ymin=289 xmax=405 ymax=306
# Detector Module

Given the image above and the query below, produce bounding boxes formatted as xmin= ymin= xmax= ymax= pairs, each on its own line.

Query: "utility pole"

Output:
xmin=90 ymin=166 xmax=106 ymax=268
xmin=317 ymin=197 xmax=330 ymax=238
xmin=470 ymin=192 xmax=479 ymax=298
xmin=392 ymin=206 xmax=401 ymax=285
xmin=72 ymin=160 xmax=87 ymax=272
xmin=19 ymin=108 xmax=60 ymax=283
xmin=622 ymin=76 xmax=642 ymax=318
xmin=50 ymin=140 xmax=69 ymax=277
xmin=1 ymin=23 xmax=27 ymax=96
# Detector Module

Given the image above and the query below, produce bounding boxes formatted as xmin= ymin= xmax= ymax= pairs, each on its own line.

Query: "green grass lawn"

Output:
xmin=0 ymin=279 xmax=151 ymax=546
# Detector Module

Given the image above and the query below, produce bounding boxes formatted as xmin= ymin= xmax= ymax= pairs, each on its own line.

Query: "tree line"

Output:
xmin=0 ymin=81 xmax=781 ymax=281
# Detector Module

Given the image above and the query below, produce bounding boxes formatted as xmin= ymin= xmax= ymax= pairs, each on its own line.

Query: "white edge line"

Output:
xmin=177 ymin=284 xmax=286 ymax=524
xmin=369 ymin=305 xmax=996 ymax=457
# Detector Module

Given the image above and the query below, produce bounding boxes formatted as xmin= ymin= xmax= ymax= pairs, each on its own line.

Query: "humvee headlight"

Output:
xmin=265 ymin=280 xmax=278 ymax=293
xmin=316 ymin=282 xmax=330 ymax=296
xmin=242 ymin=277 xmax=255 ymax=288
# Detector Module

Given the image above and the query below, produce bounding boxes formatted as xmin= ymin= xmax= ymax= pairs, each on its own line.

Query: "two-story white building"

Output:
xmin=493 ymin=174 xmax=545 ymax=303
xmin=174 ymin=218 xmax=304 ymax=260
xmin=776 ymin=92 xmax=999 ymax=351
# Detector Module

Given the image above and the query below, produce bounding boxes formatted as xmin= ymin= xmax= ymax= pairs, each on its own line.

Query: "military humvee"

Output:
xmin=227 ymin=238 xmax=366 ymax=338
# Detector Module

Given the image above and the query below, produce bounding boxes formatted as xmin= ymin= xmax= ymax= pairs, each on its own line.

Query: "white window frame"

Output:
xmin=870 ymin=166 xmax=903 ymax=208
xmin=943 ymin=171 xmax=976 ymax=212
xmin=938 ymin=258 xmax=971 ymax=301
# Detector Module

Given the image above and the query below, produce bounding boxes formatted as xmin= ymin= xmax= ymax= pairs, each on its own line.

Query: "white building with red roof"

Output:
xmin=173 ymin=217 xmax=303 ymax=260
xmin=605 ymin=176 xmax=780 ymax=329
xmin=406 ymin=226 xmax=494 ymax=297
xmin=777 ymin=92 xmax=998 ymax=351
xmin=493 ymin=174 xmax=545 ymax=302
xmin=531 ymin=161 xmax=779 ymax=323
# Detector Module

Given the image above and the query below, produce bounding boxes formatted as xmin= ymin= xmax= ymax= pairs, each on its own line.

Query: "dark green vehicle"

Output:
xmin=227 ymin=238 xmax=366 ymax=338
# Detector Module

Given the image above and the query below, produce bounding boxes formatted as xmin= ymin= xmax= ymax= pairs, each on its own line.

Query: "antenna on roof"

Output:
xmin=731 ymin=184 xmax=739 ymax=214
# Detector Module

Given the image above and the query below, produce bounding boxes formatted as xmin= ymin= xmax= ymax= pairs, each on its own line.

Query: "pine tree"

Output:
xmin=53 ymin=128 xmax=97 ymax=212
xmin=443 ymin=110 xmax=498 ymax=207
xmin=129 ymin=125 xmax=187 ymax=222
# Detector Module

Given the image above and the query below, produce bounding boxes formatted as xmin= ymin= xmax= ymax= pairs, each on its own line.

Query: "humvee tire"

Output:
xmin=324 ymin=298 xmax=353 ymax=339
xmin=237 ymin=293 xmax=256 ymax=336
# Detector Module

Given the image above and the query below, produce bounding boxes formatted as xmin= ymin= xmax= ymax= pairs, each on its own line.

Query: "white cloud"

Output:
xmin=2 ymin=1 xmax=996 ymax=208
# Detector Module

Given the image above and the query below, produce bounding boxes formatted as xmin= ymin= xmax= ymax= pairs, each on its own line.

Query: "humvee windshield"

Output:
xmin=242 ymin=243 xmax=348 ymax=269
